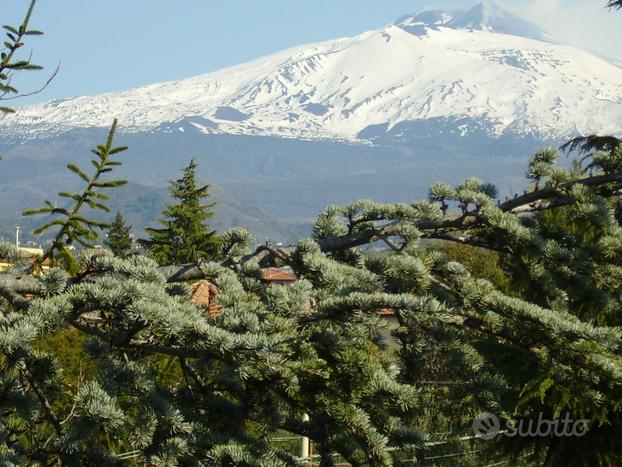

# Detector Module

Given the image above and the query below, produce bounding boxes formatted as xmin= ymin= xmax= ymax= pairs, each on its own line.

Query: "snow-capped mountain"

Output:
xmin=1 ymin=3 xmax=622 ymax=244
xmin=395 ymin=2 xmax=547 ymax=41
xmin=2 ymin=2 xmax=621 ymax=141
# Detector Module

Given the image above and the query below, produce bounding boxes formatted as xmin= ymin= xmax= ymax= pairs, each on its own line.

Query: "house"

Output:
xmin=260 ymin=267 xmax=297 ymax=286
xmin=189 ymin=267 xmax=397 ymax=347
xmin=0 ymin=247 xmax=50 ymax=272
xmin=190 ymin=280 xmax=221 ymax=317
xmin=188 ymin=266 xmax=297 ymax=318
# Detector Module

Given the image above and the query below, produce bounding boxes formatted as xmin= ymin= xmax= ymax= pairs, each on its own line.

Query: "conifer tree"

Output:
xmin=2 ymin=143 xmax=622 ymax=466
xmin=0 ymin=0 xmax=43 ymax=115
xmin=105 ymin=212 xmax=133 ymax=257
xmin=23 ymin=119 xmax=127 ymax=272
xmin=0 ymin=0 xmax=49 ymax=160
xmin=140 ymin=158 xmax=220 ymax=265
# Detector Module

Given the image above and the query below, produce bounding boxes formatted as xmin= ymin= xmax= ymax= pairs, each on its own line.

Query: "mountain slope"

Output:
xmin=0 ymin=3 xmax=620 ymax=244
xmin=1 ymin=3 xmax=621 ymax=142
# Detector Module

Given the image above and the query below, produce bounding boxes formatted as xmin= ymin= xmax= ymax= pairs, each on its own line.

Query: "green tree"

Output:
xmin=0 ymin=0 xmax=50 ymax=160
xmin=2 ymin=144 xmax=622 ymax=466
xmin=440 ymin=241 xmax=511 ymax=293
xmin=23 ymin=119 xmax=127 ymax=273
xmin=105 ymin=212 xmax=133 ymax=258
xmin=140 ymin=158 xmax=220 ymax=265
xmin=0 ymin=0 xmax=43 ymax=115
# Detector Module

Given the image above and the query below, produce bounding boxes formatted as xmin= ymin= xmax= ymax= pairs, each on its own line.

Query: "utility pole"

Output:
xmin=301 ymin=413 xmax=310 ymax=460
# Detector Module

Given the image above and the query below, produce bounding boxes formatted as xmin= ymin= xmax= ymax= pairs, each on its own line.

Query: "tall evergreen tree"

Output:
xmin=140 ymin=158 xmax=220 ymax=265
xmin=105 ymin=212 xmax=133 ymax=257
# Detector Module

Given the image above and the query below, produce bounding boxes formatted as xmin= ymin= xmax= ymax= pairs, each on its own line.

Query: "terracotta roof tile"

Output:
xmin=190 ymin=280 xmax=221 ymax=317
xmin=261 ymin=267 xmax=297 ymax=283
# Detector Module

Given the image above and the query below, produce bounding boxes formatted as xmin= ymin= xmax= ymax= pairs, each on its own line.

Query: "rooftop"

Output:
xmin=261 ymin=267 xmax=297 ymax=283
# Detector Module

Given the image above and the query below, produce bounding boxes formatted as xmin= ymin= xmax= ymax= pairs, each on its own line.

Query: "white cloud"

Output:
xmin=500 ymin=0 xmax=622 ymax=62
xmin=421 ymin=0 xmax=622 ymax=63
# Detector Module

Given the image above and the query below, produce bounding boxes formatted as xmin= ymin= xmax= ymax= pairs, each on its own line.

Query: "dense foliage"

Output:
xmin=2 ymin=138 xmax=622 ymax=465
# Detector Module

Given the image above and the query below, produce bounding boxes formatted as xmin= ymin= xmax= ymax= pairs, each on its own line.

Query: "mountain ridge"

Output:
xmin=0 ymin=3 xmax=620 ymax=244
xmin=1 ymin=3 xmax=621 ymax=142
xmin=395 ymin=2 xmax=548 ymax=41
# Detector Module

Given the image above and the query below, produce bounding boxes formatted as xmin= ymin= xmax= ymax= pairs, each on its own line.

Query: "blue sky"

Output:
xmin=3 ymin=0 xmax=621 ymax=105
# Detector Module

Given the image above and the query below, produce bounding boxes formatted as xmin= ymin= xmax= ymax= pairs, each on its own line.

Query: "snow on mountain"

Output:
xmin=2 ymin=2 xmax=622 ymax=141
xmin=396 ymin=2 xmax=547 ymax=41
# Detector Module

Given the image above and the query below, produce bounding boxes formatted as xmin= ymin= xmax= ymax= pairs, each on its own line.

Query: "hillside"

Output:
xmin=0 ymin=2 xmax=620 ymax=243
